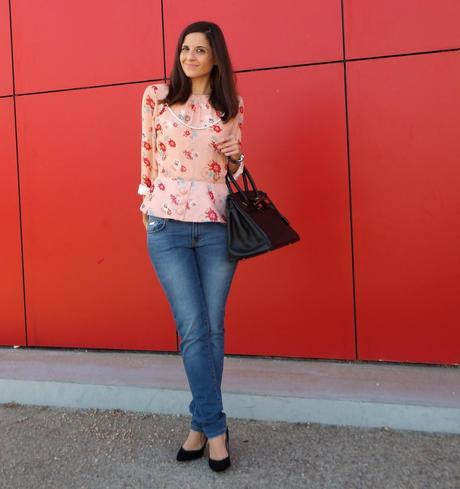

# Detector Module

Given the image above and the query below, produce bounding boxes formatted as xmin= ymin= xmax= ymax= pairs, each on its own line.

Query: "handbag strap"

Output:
xmin=225 ymin=164 xmax=291 ymax=221
xmin=225 ymin=165 xmax=262 ymax=201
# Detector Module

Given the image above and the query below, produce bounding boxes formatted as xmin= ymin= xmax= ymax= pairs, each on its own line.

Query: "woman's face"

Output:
xmin=180 ymin=32 xmax=215 ymax=82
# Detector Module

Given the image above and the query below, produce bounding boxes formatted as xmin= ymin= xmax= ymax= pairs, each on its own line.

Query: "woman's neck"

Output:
xmin=191 ymin=78 xmax=212 ymax=95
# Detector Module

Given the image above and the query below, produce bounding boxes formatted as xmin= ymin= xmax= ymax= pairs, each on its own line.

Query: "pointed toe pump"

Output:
xmin=176 ymin=434 xmax=208 ymax=462
xmin=208 ymin=427 xmax=231 ymax=472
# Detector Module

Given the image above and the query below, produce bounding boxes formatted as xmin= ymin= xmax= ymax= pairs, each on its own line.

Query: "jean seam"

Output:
xmin=202 ymin=304 xmax=221 ymax=407
xmin=201 ymin=299 xmax=225 ymax=436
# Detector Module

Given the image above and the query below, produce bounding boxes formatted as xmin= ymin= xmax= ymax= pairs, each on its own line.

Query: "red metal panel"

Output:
xmin=348 ymin=52 xmax=460 ymax=364
xmin=11 ymin=0 xmax=164 ymax=93
xmin=8 ymin=0 xmax=457 ymax=364
xmin=0 ymin=0 xmax=13 ymax=95
xmin=0 ymin=98 xmax=25 ymax=345
xmin=225 ymin=66 xmax=355 ymax=359
xmin=164 ymin=0 xmax=343 ymax=70
xmin=17 ymin=85 xmax=176 ymax=350
xmin=345 ymin=0 xmax=460 ymax=59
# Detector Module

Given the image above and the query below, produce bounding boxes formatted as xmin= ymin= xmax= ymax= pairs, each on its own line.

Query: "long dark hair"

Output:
xmin=159 ymin=21 xmax=240 ymax=123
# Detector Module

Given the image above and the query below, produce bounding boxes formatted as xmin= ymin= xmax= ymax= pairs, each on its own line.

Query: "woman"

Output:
xmin=137 ymin=21 xmax=245 ymax=472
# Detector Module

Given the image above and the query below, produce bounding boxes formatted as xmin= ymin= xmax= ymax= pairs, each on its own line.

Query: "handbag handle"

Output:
xmin=226 ymin=163 xmax=292 ymax=224
xmin=225 ymin=165 xmax=262 ymax=203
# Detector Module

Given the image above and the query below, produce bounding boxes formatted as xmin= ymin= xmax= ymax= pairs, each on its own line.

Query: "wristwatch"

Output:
xmin=229 ymin=153 xmax=245 ymax=164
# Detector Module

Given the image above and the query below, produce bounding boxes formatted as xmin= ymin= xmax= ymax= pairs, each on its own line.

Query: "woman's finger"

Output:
xmin=219 ymin=139 xmax=237 ymax=151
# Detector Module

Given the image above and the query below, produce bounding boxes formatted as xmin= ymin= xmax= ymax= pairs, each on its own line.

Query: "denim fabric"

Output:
xmin=146 ymin=214 xmax=238 ymax=438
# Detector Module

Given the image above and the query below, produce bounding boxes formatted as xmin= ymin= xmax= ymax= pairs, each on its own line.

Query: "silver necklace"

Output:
xmin=166 ymin=105 xmax=222 ymax=130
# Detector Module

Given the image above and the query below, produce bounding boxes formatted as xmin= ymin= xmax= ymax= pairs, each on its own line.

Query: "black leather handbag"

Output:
xmin=225 ymin=165 xmax=301 ymax=261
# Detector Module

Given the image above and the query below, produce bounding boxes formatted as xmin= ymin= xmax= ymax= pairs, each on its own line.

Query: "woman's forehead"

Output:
xmin=182 ymin=32 xmax=210 ymax=47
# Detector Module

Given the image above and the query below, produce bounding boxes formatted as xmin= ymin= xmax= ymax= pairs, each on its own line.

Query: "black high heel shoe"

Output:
xmin=176 ymin=433 xmax=208 ymax=462
xmin=208 ymin=427 xmax=231 ymax=472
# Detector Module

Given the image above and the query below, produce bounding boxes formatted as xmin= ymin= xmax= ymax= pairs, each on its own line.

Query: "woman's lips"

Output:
xmin=186 ymin=64 xmax=199 ymax=68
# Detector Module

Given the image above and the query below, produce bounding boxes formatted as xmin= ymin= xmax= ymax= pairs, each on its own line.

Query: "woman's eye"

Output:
xmin=181 ymin=47 xmax=205 ymax=54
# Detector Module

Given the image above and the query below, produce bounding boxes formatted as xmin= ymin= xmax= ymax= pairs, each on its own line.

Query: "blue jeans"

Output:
xmin=146 ymin=214 xmax=238 ymax=438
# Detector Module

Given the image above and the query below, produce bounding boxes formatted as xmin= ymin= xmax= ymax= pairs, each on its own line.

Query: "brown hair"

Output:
xmin=159 ymin=21 xmax=240 ymax=123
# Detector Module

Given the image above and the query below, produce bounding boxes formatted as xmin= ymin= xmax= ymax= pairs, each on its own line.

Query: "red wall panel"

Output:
xmin=0 ymin=0 xmax=13 ymax=95
xmin=17 ymin=86 xmax=176 ymax=350
xmin=11 ymin=0 xmax=164 ymax=93
xmin=345 ymin=0 xmax=460 ymax=58
xmin=164 ymin=0 xmax=343 ymax=70
xmin=0 ymin=98 xmax=25 ymax=345
xmin=1 ymin=0 xmax=459 ymax=364
xmin=348 ymin=51 xmax=460 ymax=364
xmin=226 ymin=66 xmax=354 ymax=359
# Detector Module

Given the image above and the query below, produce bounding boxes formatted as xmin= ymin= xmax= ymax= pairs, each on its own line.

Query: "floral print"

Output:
xmin=138 ymin=83 xmax=244 ymax=223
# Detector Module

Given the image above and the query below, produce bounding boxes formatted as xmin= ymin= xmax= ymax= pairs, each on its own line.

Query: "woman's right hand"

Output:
xmin=142 ymin=212 xmax=149 ymax=230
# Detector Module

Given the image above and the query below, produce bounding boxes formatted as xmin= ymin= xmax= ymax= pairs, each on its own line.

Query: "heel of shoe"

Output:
xmin=208 ymin=427 xmax=231 ymax=472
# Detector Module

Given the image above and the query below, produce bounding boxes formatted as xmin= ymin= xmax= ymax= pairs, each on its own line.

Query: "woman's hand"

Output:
xmin=142 ymin=212 xmax=148 ymax=230
xmin=216 ymin=137 xmax=241 ymax=161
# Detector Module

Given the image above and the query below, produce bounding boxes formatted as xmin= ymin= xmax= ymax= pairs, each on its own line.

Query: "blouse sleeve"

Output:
xmin=231 ymin=95 xmax=245 ymax=180
xmin=137 ymin=85 xmax=158 ymax=195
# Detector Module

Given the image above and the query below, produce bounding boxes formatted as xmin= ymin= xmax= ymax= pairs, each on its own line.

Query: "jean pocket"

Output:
xmin=147 ymin=216 xmax=167 ymax=234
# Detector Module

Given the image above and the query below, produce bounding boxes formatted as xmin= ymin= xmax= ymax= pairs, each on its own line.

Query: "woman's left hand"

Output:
xmin=216 ymin=137 xmax=241 ymax=161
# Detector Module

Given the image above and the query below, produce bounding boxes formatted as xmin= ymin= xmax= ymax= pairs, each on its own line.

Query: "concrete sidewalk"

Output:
xmin=1 ymin=402 xmax=459 ymax=489
xmin=0 ymin=346 xmax=459 ymax=434
xmin=1 ymin=347 xmax=460 ymax=489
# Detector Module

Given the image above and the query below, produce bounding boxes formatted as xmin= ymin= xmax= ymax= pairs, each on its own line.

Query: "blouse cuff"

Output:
xmin=232 ymin=161 xmax=244 ymax=180
xmin=138 ymin=183 xmax=149 ymax=195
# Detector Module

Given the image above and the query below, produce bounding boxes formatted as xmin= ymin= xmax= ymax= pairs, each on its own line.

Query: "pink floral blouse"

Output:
xmin=138 ymin=82 xmax=244 ymax=223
